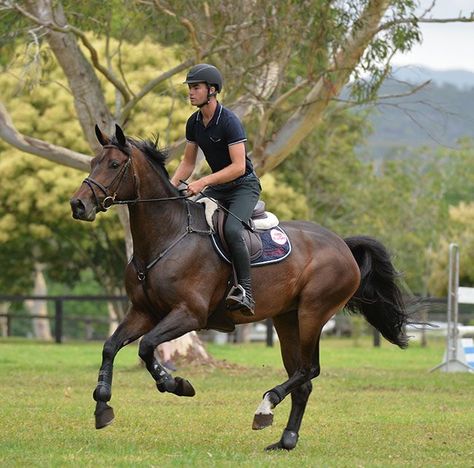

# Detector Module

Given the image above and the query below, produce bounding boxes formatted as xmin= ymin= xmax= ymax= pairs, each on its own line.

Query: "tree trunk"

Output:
xmin=24 ymin=0 xmax=113 ymax=147
xmin=155 ymin=331 xmax=211 ymax=366
xmin=25 ymin=264 xmax=52 ymax=340
xmin=255 ymin=0 xmax=392 ymax=173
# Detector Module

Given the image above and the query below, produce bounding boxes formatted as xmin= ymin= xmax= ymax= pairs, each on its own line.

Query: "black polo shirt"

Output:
xmin=185 ymin=103 xmax=254 ymax=176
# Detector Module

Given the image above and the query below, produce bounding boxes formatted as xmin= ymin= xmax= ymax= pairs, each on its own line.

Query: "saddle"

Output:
xmin=200 ymin=198 xmax=290 ymax=333
xmin=199 ymin=199 xmax=279 ymax=261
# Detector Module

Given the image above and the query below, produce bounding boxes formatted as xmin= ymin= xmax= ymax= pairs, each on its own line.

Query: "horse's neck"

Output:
xmin=128 ymin=164 xmax=186 ymax=261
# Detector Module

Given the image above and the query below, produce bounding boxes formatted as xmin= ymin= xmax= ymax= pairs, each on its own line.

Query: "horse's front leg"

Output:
xmin=138 ymin=306 xmax=204 ymax=397
xmin=93 ymin=307 xmax=155 ymax=429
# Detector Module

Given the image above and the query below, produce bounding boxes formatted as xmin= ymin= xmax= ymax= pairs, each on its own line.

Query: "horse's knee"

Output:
xmin=138 ymin=337 xmax=154 ymax=363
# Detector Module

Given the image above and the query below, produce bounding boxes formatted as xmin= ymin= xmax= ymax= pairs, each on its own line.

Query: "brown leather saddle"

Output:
xmin=212 ymin=201 xmax=268 ymax=261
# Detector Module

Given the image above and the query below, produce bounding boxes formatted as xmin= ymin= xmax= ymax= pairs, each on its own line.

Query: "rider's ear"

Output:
xmin=95 ymin=125 xmax=109 ymax=146
xmin=115 ymin=124 xmax=127 ymax=147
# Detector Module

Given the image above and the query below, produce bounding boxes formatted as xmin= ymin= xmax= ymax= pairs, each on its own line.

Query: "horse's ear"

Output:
xmin=95 ymin=125 xmax=109 ymax=146
xmin=115 ymin=124 xmax=127 ymax=147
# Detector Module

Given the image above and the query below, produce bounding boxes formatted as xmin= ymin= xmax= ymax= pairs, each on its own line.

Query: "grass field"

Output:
xmin=0 ymin=336 xmax=472 ymax=467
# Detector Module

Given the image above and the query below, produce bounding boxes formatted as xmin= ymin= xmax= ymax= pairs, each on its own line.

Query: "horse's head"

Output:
xmin=70 ymin=124 xmax=136 ymax=221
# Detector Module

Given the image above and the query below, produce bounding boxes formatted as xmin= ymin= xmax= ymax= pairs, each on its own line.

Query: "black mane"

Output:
xmin=109 ymin=135 xmax=171 ymax=179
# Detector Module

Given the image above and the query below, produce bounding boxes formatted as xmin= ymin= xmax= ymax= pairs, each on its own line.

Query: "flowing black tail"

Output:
xmin=344 ymin=236 xmax=409 ymax=348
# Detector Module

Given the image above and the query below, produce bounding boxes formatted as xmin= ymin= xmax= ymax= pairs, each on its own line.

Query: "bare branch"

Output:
xmin=419 ymin=16 xmax=474 ymax=24
xmin=153 ymin=0 xmax=202 ymax=61
xmin=0 ymin=102 xmax=90 ymax=171
xmin=119 ymin=44 xmax=230 ymax=124
xmin=333 ymin=80 xmax=432 ymax=110
xmin=253 ymin=79 xmax=310 ymax=155
xmin=256 ymin=0 xmax=393 ymax=173
xmin=12 ymin=2 xmax=131 ymax=103
xmin=378 ymin=14 xmax=474 ymax=33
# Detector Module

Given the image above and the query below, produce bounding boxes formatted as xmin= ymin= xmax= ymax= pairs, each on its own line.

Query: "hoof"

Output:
xmin=252 ymin=412 xmax=273 ymax=430
xmin=173 ymin=377 xmax=196 ymax=397
xmin=265 ymin=430 xmax=299 ymax=451
xmin=94 ymin=401 xmax=115 ymax=429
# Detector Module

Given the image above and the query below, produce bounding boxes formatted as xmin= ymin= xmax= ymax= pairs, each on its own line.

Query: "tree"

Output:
xmin=1 ymin=0 xmax=473 ymax=351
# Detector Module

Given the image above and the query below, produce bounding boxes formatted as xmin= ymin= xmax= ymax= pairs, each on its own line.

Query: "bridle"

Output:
xmin=81 ymin=142 xmax=212 ymax=286
xmin=83 ymin=144 xmax=134 ymax=212
xmin=82 ymin=144 xmax=189 ymax=212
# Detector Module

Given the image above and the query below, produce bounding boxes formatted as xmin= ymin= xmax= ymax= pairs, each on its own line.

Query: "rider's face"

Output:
xmin=188 ymin=83 xmax=208 ymax=106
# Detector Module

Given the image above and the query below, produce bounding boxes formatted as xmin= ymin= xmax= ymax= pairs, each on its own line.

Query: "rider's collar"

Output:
xmin=196 ymin=102 xmax=222 ymax=126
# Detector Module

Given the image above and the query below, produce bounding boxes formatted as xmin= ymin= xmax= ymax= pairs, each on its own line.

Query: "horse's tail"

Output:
xmin=344 ymin=236 xmax=409 ymax=349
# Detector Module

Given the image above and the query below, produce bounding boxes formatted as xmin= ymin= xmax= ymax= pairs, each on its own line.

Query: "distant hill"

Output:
xmin=362 ymin=66 xmax=474 ymax=159
xmin=392 ymin=65 xmax=474 ymax=90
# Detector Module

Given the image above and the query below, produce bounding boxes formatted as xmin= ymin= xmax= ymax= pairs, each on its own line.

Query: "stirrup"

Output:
xmin=226 ymin=284 xmax=246 ymax=304
xmin=225 ymin=285 xmax=255 ymax=316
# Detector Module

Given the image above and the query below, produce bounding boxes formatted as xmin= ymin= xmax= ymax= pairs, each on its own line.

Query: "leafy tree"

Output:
xmin=0 ymin=0 xmax=472 ymax=347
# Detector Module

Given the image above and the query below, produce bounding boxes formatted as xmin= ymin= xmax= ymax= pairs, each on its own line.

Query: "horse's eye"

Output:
xmin=110 ymin=160 xmax=120 ymax=169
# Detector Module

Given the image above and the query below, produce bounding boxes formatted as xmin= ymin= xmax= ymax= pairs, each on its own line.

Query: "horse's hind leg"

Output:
xmin=253 ymin=297 xmax=336 ymax=439
xmin=254 ymin=312 xmax=318 ymax=451
xmin=94 ymin=306 xmax=155 ymax=429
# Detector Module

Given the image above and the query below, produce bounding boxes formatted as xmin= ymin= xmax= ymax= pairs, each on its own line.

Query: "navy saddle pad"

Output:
xmin=211 ymin=226 xmax=292 ymax=266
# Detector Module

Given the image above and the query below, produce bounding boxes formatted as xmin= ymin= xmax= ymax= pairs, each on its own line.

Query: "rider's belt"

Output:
xmin=212 ymin=171 xmax=258 ymax=191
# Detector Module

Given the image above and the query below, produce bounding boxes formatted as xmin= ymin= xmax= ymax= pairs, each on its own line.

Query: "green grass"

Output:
xmin=0 ymin=337 xmax=472 ymax=467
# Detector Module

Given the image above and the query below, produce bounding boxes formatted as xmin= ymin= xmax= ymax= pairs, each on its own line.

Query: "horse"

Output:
xmin=70 ymin=124 xmax=409 ymax=451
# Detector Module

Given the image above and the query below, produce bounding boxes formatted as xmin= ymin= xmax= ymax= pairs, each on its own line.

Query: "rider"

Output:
xmin=171 ymin=63 xmax=261 ymax=316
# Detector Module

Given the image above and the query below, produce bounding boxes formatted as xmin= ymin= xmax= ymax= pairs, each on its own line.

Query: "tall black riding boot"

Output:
xmin=225 ymin=277 xmax=255 ymax=316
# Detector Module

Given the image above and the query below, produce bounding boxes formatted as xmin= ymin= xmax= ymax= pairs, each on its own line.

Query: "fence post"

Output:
xmin=265 ymin=318 xmax=274 ymax=347
xmin=54 ymin=299 xmax=63 ymax=344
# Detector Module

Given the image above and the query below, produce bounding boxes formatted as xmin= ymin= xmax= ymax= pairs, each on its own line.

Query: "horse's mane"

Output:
xmin=109 ymin=135 xmax=175 ymax=185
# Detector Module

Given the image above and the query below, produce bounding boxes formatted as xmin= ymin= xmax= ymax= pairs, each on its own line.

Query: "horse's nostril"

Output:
xmin=70 ymin=198 xmax=85 ymax=216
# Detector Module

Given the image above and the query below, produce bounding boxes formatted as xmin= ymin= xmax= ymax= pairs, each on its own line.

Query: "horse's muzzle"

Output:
xmin=70 ymin=197 xmax=96 ymax=221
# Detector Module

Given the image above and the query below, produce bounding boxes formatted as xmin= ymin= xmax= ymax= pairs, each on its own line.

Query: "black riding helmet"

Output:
xmin=184 ymin=64 xmax=223 ymax=93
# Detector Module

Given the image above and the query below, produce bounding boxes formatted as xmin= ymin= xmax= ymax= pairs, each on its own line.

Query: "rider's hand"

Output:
xmin=186 ymin=178 xmax=207 ymax=196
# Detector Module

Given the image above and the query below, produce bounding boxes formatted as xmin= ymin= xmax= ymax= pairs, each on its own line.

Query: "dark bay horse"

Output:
xmin=70 ymin=124 xmax=408 ymax=451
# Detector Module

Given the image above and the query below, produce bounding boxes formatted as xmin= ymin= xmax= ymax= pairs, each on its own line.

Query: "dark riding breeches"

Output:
xmin=204 ymin=173 xmax=261 ymax=281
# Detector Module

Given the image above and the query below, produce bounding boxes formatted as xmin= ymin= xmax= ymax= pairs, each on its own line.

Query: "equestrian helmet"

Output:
xmin=184 ymin=64 xmax=223 ymax=93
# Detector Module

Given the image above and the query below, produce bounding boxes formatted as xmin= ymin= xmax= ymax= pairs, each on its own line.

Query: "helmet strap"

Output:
xmin=196 ymin=85 xmax=217 ymax=108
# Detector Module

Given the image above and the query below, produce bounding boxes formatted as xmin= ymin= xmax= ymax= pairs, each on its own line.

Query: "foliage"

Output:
xmin=275 ymin=110 xmax=474 ymax=293
xmin=429 ymin=202 xmax=474 ymax=295
xmin=0 ymin=34 xmax=190 ymax=295
xmin=259 ymin=173 xmax=309 ymax=221
xmin=277 ymin=108 xmax=373 ymax=227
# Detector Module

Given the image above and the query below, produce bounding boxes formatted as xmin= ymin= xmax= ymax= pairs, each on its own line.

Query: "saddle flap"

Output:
xmin=213 ymin=208 xmax=263 ymax=261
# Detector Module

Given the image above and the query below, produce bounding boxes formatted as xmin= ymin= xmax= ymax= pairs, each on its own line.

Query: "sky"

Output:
xmin=393 ymin=0 xmax=474 ymax=72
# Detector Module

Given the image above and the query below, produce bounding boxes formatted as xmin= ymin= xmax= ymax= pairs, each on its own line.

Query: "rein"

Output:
xmin=132 ymin=199 xmax=212 ymax=283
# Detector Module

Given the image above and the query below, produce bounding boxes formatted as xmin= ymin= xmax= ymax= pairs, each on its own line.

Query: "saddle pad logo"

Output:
xmin=270 ymin=228 xmax=288 ymax=245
